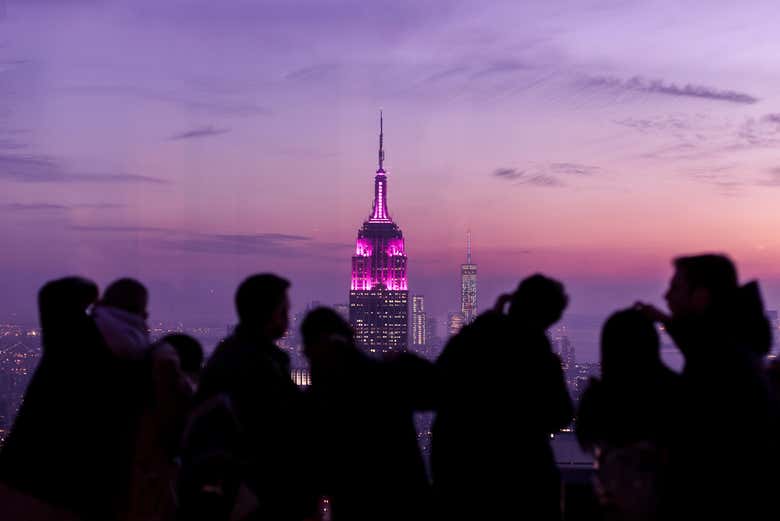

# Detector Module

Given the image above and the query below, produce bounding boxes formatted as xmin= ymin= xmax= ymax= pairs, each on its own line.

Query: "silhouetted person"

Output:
xmin=164 ymin=333 xmax=204 ymax=387
xmin=576 ymin=309 xmax=682 ymax=521
xmin=127 ymin=334 xmax=204 ymax=521
xmin=177 ymin=394 xmax=245 ymax=521
xmin=302 ymin=307 xmax=435 ymax=521
xmin=636 ymin=254 xmax=775 ymax=520
xmin=433 ymin=274 xmax=573 ymax=521
xmin=0 ymin=277 xmax=146 ymax=519
xmin=93 ymin=277 xmax=150 ymax=360
xmin=195 ymin=274 xmax=316 ymax=521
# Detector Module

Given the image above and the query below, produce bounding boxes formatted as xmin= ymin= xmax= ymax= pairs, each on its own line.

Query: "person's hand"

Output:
xmin=633 ymin=302 xmax=670 ymax=324
xmin=493 ymin=293 xmax=512 ymax=314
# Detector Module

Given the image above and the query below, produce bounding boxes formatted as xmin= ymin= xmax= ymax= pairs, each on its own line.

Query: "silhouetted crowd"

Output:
xmin=1 ymin=253 xmax=778 ymax=520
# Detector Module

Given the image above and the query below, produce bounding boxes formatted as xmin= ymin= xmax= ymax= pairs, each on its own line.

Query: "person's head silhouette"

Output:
xmin=102 ymin=278 xmax=149 ymax=319
xmin=235 ymin=273 xmax=290 ymax=340
xmin=508 ymin=274 xmax=568 ymax=330
xmin=600 ymin=308 xmax=661 ymax=381
xmin=161 ymin=333 xmax=204 ymax=381
xmin=665 ymin=254 xmax=737 ymax=319
xmin=38 ymin=277 xmax=99 ymax=330
xmin=301 ymin=307 xmax=355 ymax=383
xmin=301 ymin=307 xmax=353 ymax=353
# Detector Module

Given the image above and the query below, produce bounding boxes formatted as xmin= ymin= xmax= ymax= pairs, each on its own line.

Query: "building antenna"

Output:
xmin=467 ymin=230 xmax=472 ymax=264
xmin=378 ymin=110 xmax=385 ymax=172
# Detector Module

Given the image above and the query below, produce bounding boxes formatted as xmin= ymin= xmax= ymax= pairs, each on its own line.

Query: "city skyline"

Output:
xmin=2 ymin=1 xmax=780 ymax=362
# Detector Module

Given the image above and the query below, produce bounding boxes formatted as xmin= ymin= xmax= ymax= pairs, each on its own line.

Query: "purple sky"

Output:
xmin=2 ymin=0 xmax=780 ymax=359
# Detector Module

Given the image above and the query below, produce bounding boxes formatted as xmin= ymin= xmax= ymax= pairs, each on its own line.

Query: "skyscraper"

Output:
xmin=333 ymin=303 xmax=349 ymax=321
xmin=460 ymin=231 xmax=478 ymax=324
xmin=426 ymin=316 xmax=438 ymax=345
xmin=349 ymin=113 xmax=409 ymax=354
xmin=448 ymin=311 xmax=465 ymax=337
xmin=411 ymin=295 xmax=427 ymax=349
xmin=767 ymin=309 xmax=779 ymax=353
xmin=552 ymin=326 xmax=577 ymax=385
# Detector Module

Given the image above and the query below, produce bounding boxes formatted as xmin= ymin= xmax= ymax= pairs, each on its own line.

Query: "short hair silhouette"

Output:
xmin=601 ymin=308 xmax=660 ymax=378
xmin=673 ymin=254 xmax=737 ymax=306
xmin=38 ymin=277 xmax=99 ymax=327
xmin=508 ymin=274 xmax=568 ymax=327
xmin=300 ymin=306 xmax=353 ymax=347
xmin=161 ymin=333 xmax=204 ymax=374
xmin=102 ymin=278 xmax=148 ymax=316
xmin=235 ymin=273 xmax=290 ymax=325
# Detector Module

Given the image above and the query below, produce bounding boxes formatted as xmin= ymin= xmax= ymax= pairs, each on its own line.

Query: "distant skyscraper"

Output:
xmin=425 ymin=316 xmax=444 ymax=359
xmin=426 ymin=316 xmax=438 ymax=345
xmin=333 ymin=303 xmax=349 ymax=321
xmin=448 ymin=311 xmax=465 ymax=337
xmin=349 ymin=113 xmax=409 ymax=354
xmin=460 ymin=231 xmax=478 ymax=324
xmin=552 ymin=327 xmax=576 ymax=383
xmin=306 ymin=300 xmax=323 ymax=311
xmin=411 ymin=295 xmax=427 ymax=349
xmin=768 ymin=309 xmax=779 ymax=353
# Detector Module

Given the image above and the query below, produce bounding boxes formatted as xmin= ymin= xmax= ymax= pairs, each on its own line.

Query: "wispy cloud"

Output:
xmin=74 ymin=203 xmax=126 ymax=209
xmin=617 ymin=113 xmax=780 ymax=163
xmin=285 ymin=64 xmax=340 ymax=82
xmin=641 ymin=143 xmax=708 ymax=161
xmin=0 ymin=154 xmax=63 ymax=182
xmin=271 ymin=146 xmax=337 ymax=159
xmin=494 ymin=167 xmax=525 ymax=180
xmin=684 ymin=163 xmax=740 ymax=176
xmin=687 ymin=169 xmax=747 ymax=196
xmin=583 ymin=75 xmax=759 ymax=104
xmin=0 ymin=139 xmax=28 ymax=151
xmin=486 ymin=247 xmax=534 ymax=256
xmin=1 ymin=203 xmax=68 ymax=211
xmin=169 ymin=125 xmax=230 ymax=140
xmin=158 ymin=233 xmax=312 ymax=257
xmin=0 ymin=202 xmax=126 ymax=211
xmin=493 ymin=168 xmax=563 ymax=187
xmin=155 ymin=231 xmax=351 ymax=260
xmin=527 ymin=174 xmax=563 ymax=187
xmin=60 ymin=85 xmax=271 ymax=117
xmin=69 ymin=225 xmax=334 ymax=258
xmin=493 ymin=162 xmax=598 ymax=187
xmin=731 ymin=117 xmax=780 ymax=150
xmin=763 ymin=113 xmax=780 ymax=124
xmin=69 ymin=225 xmax=167 ymax=233
xmin=85 ymin=173 xmax=167 ymax=184
xmin=156 ymin=233 xmax=312 ymax=256
xmin=213 ymin=232 xmax=311 ymax=242
xmin=424 ymin=66 xmax=470 ymax=83
xmin=549 ymin=162 xmax=599 ymax=176
xmin=614 ymin=115 xmax=693 ymax=133
xmin=0 ymin=203 xmax=126 ymax=213
xmin=757 ymin=167 xmax=780 ymax=187
xmin=0 ymin=60 xmax=29 ymax=73
xmin=0 ymin=153 xmax=167 ymax=184
xmin=470 ymin=60 xmax=533 ymax=79
xmin=682 ymin=164 xmax=780 ymax=196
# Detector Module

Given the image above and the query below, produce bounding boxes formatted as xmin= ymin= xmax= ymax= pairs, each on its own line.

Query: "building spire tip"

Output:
xmin=378 ymin=110 xmax=385 ymax=171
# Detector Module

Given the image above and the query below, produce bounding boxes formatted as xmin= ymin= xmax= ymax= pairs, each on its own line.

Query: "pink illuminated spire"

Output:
xmin=370 ymin=111 xmax=391 ymax=222
xmin=351 ymin=113 xmax=408 ymax=293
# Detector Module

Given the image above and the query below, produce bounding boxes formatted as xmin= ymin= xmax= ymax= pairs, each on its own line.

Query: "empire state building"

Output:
xmin=349 ymin=113 xmax=409 ymax=354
